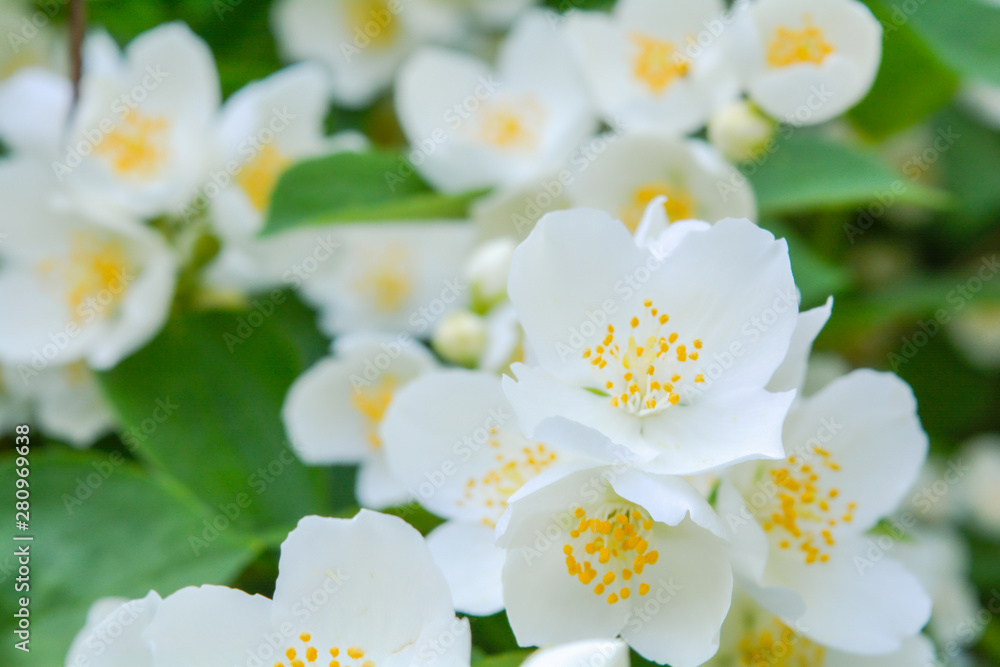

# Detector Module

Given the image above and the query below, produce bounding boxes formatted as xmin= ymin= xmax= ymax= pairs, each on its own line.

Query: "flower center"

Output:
xmin=279 ymin=634 xmax=374 ymax=667
xmin=351 ymin=376 xmax=397 ymax=450
xmin=619 ymin=182 xmax=697 ymax=232
xmin=458 ymin=432 xmax=558 ymax=527
xmin=237 ymin=143 xmax=292 ymax=212
xmin=582 ymin=300 xmax=705 ymax=416
xmin=36 ymin=231 xmax=132 ymax=321
xmin=564 ymin=505 xmax=659 ymax=605
xmin=736 ymin=616 xmax=826 ymax=666
xmin=630 ymin=32 xmax=691 ymax=94
xmin=758 ymin=446 xmax=856 ymax=565
xmin=474 ymin=98 xmax=546 ymax=152
xmin=346 ymin=0 xmax=399 ymax=48
xmin=94 ymin=111 xmax=170 ymax=179
xmin=354 ymin=246 xmax=413 ymax=313
xmin=766 ymin=17 xmax=835 ymax=68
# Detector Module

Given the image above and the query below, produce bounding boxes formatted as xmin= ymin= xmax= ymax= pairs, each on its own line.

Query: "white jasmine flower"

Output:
xmin=497 ymin=463 xmax=732 ymax=667
xmin=282 ymin=333 xmax=437 ymax=508
xmin=296 ymin=222 xmax=475 ymax=337
xmin=734 ymin=0 xmax=882 ymax=125
xmin=395 ymin=10 xmax=597 ymax=193
xmin=718 ymin=369 xmax=931 ymax=654
xmin=565 ymin=132 xmax=757 ymax=232
xmin=272 ymin=0 xmax=467 ymax=109
xmin=522 ymin=639 xmax=629 ymax=667
xmin=66 ymin=593 xmax=161 ymax=666
xmin=565 ymin=0 xmax=741 ymax=136
xmin=947 ymin=303 xmax=1000 ymax=371
xmin=504 ymin=207 xmax=798 ymax=475
xmin=382 ymin=369 xmax=575 ymax=615
xmin=67 ymin=511 xmax=472 ymax=667
xmin=705 ymin=587 xmax=936 ymax=667
xmin=200 ymin=63 xmax=367 ymax=292
xmin=20 ymin=362 xmax=115 ymax=447
xmin=956 ymin=434 xmax=1000 ymax=535
xmin=57 ymin=23 xmax=220 ymax=218
xmin=0 ymin=159 xmax=177 ymax=371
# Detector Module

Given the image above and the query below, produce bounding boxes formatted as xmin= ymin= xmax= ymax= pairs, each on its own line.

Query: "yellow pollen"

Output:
xmin=347 ymin=0 xmax=399 ymax=47
xmin=462 ymin=440 xmax=558 ymax=527
xmin=350 ymin=377 xmax=397 ymax=450
xmin=36 ymin=231 xmax=132 ymax=321
xmin=347 ymin=648 xmax=364 ymax=659
xmin=237 ymin=143 xmax=292 ymax=212
xmin=766 ymin=16 xmax=835 ymax=68
xmin=737 ymin=616 xmax=826 ymax=666
xmin=354 ymin=245 xmax=413 ymax=313
xmin=94 ymin=111 xmax=169 ymax=179
xmin=630 ymin=32 xmax=691 ymax=94
xmin=475 ymin=97 xmax=545 ymax=151
xmin=619 ymin=181 xmax=697 ymax=231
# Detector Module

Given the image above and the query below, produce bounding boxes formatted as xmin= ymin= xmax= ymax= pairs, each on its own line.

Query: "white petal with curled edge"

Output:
xmin=522 ymin=639 xmax=630 ymax=667
xmin=427 ymin=520 xmax=507 ymax=616
xmin=767 ymin=297 xmax=833 ymax=394
xmin=66 ymin=592 xmax=160 ymax=667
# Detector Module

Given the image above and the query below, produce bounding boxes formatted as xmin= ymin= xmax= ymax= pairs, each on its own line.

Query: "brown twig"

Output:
xmin=69 ymin=0 xmax=86 ymax=103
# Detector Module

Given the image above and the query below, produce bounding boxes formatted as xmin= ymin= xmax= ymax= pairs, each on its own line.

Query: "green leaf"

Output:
xmin=472 ymin=650 xmax=533 ymax=667
xmin=761 ymin=220 xmax=853 ymax=308
xmin=262 ymin=151 xmax=482 ymax=236
xmin=938 ymin=107 xmax=1000 ymax=238
xmin=748 ymin=133 xmax=951 ymax=214
xmin=98 ymin=303 xmax=333 ymax=533
xmin=905 ymin=0 xmax=1000 ymax=87
xmin=849 ymin=1 xmax=959 ymax=140
xmin=0 ymin=450 xmax=259 ymax=665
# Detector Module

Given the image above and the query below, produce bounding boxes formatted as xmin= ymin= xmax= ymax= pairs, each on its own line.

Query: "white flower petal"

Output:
xmin=427 ymin=520 xmax=507 ymax=616
xmin=767 ymin=297 xmax=833 ymax=394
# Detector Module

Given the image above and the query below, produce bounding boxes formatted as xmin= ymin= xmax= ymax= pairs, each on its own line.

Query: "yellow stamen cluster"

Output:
xmin=277 ymin=634 xmax=374 ymax=667
xmin=619 ymin=181 xmax=697 ymax=232
xmin=476 ymin=98 xmax=545 ymax=151
xmin=563 ymin=506 xmax=659 ymax=605
xmin=95 ymin=112 xmax=170 ymax=178
xmin=766 ymin=17 xmax=835 ymax=68
xmin=761 ymin=446 xmax=856 ymax=565
xmin=347 ymin=0 xmax=399 ymax=48
xmin=350 ymin=377 xmax=398 ymax=449
xmin=630 ymin=33 xmax=691 ymax=94
xmin=354 ymin=246 xmax=413 ymax=313
xmin=458 ymin=428 xmax=558 ymax=527
xmin=37 ymin=231 xmax=132 ymax=320
xmin=736 ymin=616 xmax=826 ymax=666
xmin=237 ymin=143 xmax=292 ymax=212
xmin=582 ymin=300 xmax=704 ymax=415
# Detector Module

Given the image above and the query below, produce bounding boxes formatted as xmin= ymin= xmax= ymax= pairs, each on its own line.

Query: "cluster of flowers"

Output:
xmin=0 ymin=0 xmax=993 ymax=664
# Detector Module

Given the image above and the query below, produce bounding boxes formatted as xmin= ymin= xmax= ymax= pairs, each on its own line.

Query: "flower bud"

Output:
xmin=465 ymin=237 xmax=517 ymax=312
xmin=707 ymin=100 xmax=775 ymax=164
xmin=432 ymin=310 xmax=488 ymax=367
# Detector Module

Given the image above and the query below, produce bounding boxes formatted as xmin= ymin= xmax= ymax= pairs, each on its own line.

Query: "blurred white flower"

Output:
xmin=957 ymin=434 xmax=1000 ymax=535
xmin=18 ymin=362 xmax=115 ymax=447
xmin=705 ymin=587 xmax=936 ymax=667
xmin=522 ymin=639 xmax=630 ymax=667
xmin=947 ymin=302 xmax=1000 ymax=371
xmin=282 ymin=333 xmax=437 ymax=508
xmin=0 ymin=0 xmax=66 ymax=80
xmin=465 ymin=236 xmax=517 ymax=310
xmin=719 ymin=370 xmax=931 ymax=654
xmin=565 ymin=0 xmax=740 ymax=136
xmin=0 ymin=66 xmax=71 ymax=158
xmin=67 ymin=511 xmax=471 ymax=667
xmin=57 ymin=23 xmax=220 ymax=218
xmin=497 ymin=462 xmax=732 ymax=667
xmin=297 ymin=222 xmax=475 ymax=337
xmin=504 ymin=206 xmax=798 ymax=475
xmin=565 ymin=131 xmax=757 ymax=232
xmin=200 ymin=62 xmax=368 ymax=292
xmin=395 ymin=10 xmax=597 ymax=193
xmin=963 ymin=81 xmax=1000 ymax=130
xmin=273 ymin=0 xmax=471 ymax=109
xmin=734 ymin=0 xmax=882 ymax=125
xmin=0 ymin=159 xmax=177 ymax=371
xmin=707 ymin=98 xmax=776 ymax=163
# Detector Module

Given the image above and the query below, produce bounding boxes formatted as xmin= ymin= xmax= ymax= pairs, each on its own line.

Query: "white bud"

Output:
xmin=464 ymin=237 xmax=517 ymax=311
xmin=707 ymin=100 xmax=775 ymax=164
xmin=432 ymin=310 xmax=488 ymax=367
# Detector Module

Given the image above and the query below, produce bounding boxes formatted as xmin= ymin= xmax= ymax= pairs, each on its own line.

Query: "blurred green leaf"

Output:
xmin=0 ymin=450 xmax=259 ymax=665
xmin=850 ymin=1 xmax=959 ymax=140
xmin=938 ymin=108 xmax=1000 ymax=238
xmin=760 ymin=220 xmax=852 ymax=308
xmin=262 ymin=151 xmax=481 ymax=236
xmin=472 ymin=650 xmax=533 ymax=667
xmin=98 ymin=306 xmax=335 ymax=532
xmin=749 ymin=134 xmax=951 ymax=215
xmin=906 ymin=0 xmax=1000 ymax=87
